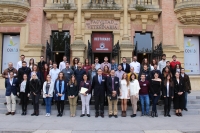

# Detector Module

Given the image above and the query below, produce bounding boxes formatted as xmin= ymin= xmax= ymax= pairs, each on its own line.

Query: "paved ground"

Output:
xmin=0 ymin=90 xmax=200 ymax=133
xmin=0 ymin=113 xmax=200 ymax=133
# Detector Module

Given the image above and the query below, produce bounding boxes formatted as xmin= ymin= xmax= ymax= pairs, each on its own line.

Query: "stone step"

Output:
xmin=0 ymin=108 xmax=199 ymax=116
xmin=1 ymin=103 xmax=200 ymax=110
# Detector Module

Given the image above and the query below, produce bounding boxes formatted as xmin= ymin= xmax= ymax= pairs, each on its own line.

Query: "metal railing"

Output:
xmin=136 ymin=0 xmax=152 ymax=5
xmin=90 ymin=0 xmax=115 ymax=4
xmin=52 ymin=0 xmax=70 ymax=3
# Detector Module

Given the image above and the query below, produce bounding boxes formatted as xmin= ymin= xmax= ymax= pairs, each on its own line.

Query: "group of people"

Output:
xmin=3 ymin=54 xmax=191 ymax=118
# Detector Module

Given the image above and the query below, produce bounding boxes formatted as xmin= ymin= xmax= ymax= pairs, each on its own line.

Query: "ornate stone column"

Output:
xmin=71 ymin=0 xmax=86 ymax=63
xmin=120 ymin=0 xmax=134 ymax=62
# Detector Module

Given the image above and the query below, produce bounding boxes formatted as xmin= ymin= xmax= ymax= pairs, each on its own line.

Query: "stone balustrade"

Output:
xmin=130 ymin=0 xmax=160 ymax=10
xmin=45 ymin=0 xmax=76 ymax=9
xmin=175 ymin=0 xmax=200 ymax=10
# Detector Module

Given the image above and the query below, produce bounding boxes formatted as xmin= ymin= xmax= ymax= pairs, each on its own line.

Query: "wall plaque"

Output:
xmin=85 ymin=19 xmax=120 ymax=30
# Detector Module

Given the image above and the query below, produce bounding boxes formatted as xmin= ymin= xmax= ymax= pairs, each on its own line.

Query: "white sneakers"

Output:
xmin=45 ymin=113 xmax=50 ymax=117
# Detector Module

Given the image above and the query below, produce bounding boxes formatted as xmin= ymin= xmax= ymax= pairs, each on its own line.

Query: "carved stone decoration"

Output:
xmin=174 ymin=1 xmax=200 ymax=25
xmin=129 ymin=11 xmax=161 ymax=33
xmin=0 ymin=1 xmax=30 ymax=23
xmin=44 ymin=11 xmax=76 ymax=31
xmin=175 ymin=9 xmax=200 ymax=25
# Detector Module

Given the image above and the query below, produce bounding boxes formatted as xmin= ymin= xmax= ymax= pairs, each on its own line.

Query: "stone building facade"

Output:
xmin=0 ymin=0 xmax=200 ymax=89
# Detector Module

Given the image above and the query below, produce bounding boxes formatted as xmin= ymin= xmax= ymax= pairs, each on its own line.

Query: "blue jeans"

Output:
xmin=44 ymin=97 xmax=52 ymax=113
xmin=151 ymin=95 xmax=160 ymax=113
xmin=139 ymin=94 xmax=150 ymax=115
xmin=184 ymin=92 xmax=188 ymax=109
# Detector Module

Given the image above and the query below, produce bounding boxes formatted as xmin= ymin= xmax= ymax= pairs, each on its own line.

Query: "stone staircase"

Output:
xmin=0 ymin=91 xmax=200 ymax=116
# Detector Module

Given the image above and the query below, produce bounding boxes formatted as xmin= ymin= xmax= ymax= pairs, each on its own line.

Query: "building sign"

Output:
xmin=2 ymin=35 xmax=20 ymax=73
xmin=92 ymin=33 xmax=113 ymax=53
xmin=85 ymin=20 xmax=120 ymax=30
xmin=184 ymin=36 xmax=200 ymax=74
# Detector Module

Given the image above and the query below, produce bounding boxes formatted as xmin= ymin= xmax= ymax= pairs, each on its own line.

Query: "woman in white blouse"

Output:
xmin=129 ymin=73 xmax=140 ymax=117
xmin=19 ymin=74 xmax=30 ymax=116
xmin=120 ymin=73 xmax=130 ymax=117
xmin=43 ymin=75 xmax=54 ymax=117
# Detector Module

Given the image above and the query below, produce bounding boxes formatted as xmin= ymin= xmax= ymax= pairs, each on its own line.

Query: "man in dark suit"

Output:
xmin=150 ymin=64 xmax=162 ymax=79
xmin=107 ymin=70 xmax=119 ymax=118
xmin=18 ymin=61 xmax=31 ymax=82
xmin=91 ymin=68 xmax=107 ymax=118
xmin=120 ymin=57 xmax=130 ymax=73
xmin=5 ymin=71 xmax=19 ymax=115
xmin=180 ymin=68 xmax=191 ymax=111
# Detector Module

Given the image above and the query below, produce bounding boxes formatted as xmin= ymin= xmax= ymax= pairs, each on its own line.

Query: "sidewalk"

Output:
xmin=0 ymin=114 xmax=200 ymax=133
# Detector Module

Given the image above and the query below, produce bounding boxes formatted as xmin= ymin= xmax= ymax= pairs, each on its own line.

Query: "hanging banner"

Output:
xmin=92 ymin=33 xmax=113 ymax=53
xmin=184 ymin=36 xmax=200 ymax=74
xmin=2 ymin=35 xmax=20 ymax=73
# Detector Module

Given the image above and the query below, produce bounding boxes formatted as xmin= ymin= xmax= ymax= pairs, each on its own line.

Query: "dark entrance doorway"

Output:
xmin=93 ymin=53 xmax=111 ymax=64
xmin=134 ymin=32 xmax=153 ymax=64
xmin=53 ymin=52 xmax=65 ymax=66
xmin=137 ymin=53 xmax=152 ymax=64
xmin=46 ymin=31 xmax=71 ymax=67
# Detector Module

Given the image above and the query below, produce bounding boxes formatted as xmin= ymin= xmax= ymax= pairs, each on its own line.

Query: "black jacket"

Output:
xmin=120 ymin=63 xmax=130 ymax=73
xmin=138 ymin=70 xmax=150 ymax=81
xmin=150 ymin=69 xmax=162 ymax=79
xmin=91 ymin=75 xmax=107 ymax=96
xmin=106 ymin=76 xmax=120 ymax=96
xmin=181 ymin=74 xmax=191 ymax=92
xmin=29 ymin=79 xmax=41 ymax=94
xmin=37 ymin=61 xmax=46 ymax=72
xmin=67 ymin=83 xmax=79 ymax=96
xmin=18 ymin=67 xmax=31 ymax=82
xmin=150 ymin=80 xmax=162 ymax=95
xmin=173 ymin=78 xmax=185 ymax=94
xmin=162 ymin=82 xmax=174 ymax=97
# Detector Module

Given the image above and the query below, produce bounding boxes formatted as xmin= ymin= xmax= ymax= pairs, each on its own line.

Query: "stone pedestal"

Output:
xmin=120 ymin=40 xmax=134 ymax=63
xmin=71 ymin=40 xmax=86 ymax=63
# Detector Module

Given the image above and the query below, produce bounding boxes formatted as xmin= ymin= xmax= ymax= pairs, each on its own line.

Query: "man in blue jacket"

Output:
xmin=5 ymin=71 xmax=19 ymax=115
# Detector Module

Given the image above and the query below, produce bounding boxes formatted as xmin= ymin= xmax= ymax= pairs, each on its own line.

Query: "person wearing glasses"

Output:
xmin=43 ymin=75 xmax=54 ymax=117
xmin=29 ymin=72 xmax=41 ymax=116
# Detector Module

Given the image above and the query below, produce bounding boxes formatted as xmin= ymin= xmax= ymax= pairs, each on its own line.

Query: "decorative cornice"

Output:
xmin=174 ymin=8 xmax=200 ymax=25
xmin=43 ymin=9 xmax=76 ymax=31
xmin=0 ymin=1 xmax=30 ymax=23
xmin=129 ymin=10 xmax=161 ymax=33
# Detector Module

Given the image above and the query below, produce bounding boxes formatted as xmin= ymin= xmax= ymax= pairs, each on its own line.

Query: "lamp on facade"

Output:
xmin=56 ymin=52 xmax=59 ymax=55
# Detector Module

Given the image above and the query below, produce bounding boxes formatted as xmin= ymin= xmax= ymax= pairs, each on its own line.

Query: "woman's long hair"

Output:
xmin=163 ymin=66 xmax=172 ymax=78
xmin=122 ymin=73 xmax=129 ymax=86
xmin=103 ymin=65 xmax=110 ymax=75
xmin=164 ymin=74 xmax=174 ymax=87
xmin=56 ymin=72 xmax=65 ymax=81
xmin=73 ymin=58 xmax=79 ymax=66
xmin=30 ymin=72 xmax=38 ymax=81
xmin=68 ymin=74 xmax=77 ymax=86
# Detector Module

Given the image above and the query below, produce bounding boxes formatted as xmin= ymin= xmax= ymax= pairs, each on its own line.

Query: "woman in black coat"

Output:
xmin=162 ymin=74 xmax=174 ymax=117
xmin=29 ymin=72 xmax=41 ymax=116
xmin=173 ymin=72 xmax=185 ymax=116
xmin=19 ymin=74 xmax=30 ymax=115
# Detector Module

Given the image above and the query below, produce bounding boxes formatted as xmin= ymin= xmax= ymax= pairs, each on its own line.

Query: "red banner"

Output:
xmin=92 ymin=33 xmax=113 ymax=53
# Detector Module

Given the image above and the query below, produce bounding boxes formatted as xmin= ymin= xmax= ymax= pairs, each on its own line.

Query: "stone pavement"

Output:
xmin=0 ymin=113 xmax=200 ymax=133
xmin=0 ymin=90 xmax=200 ymax=133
